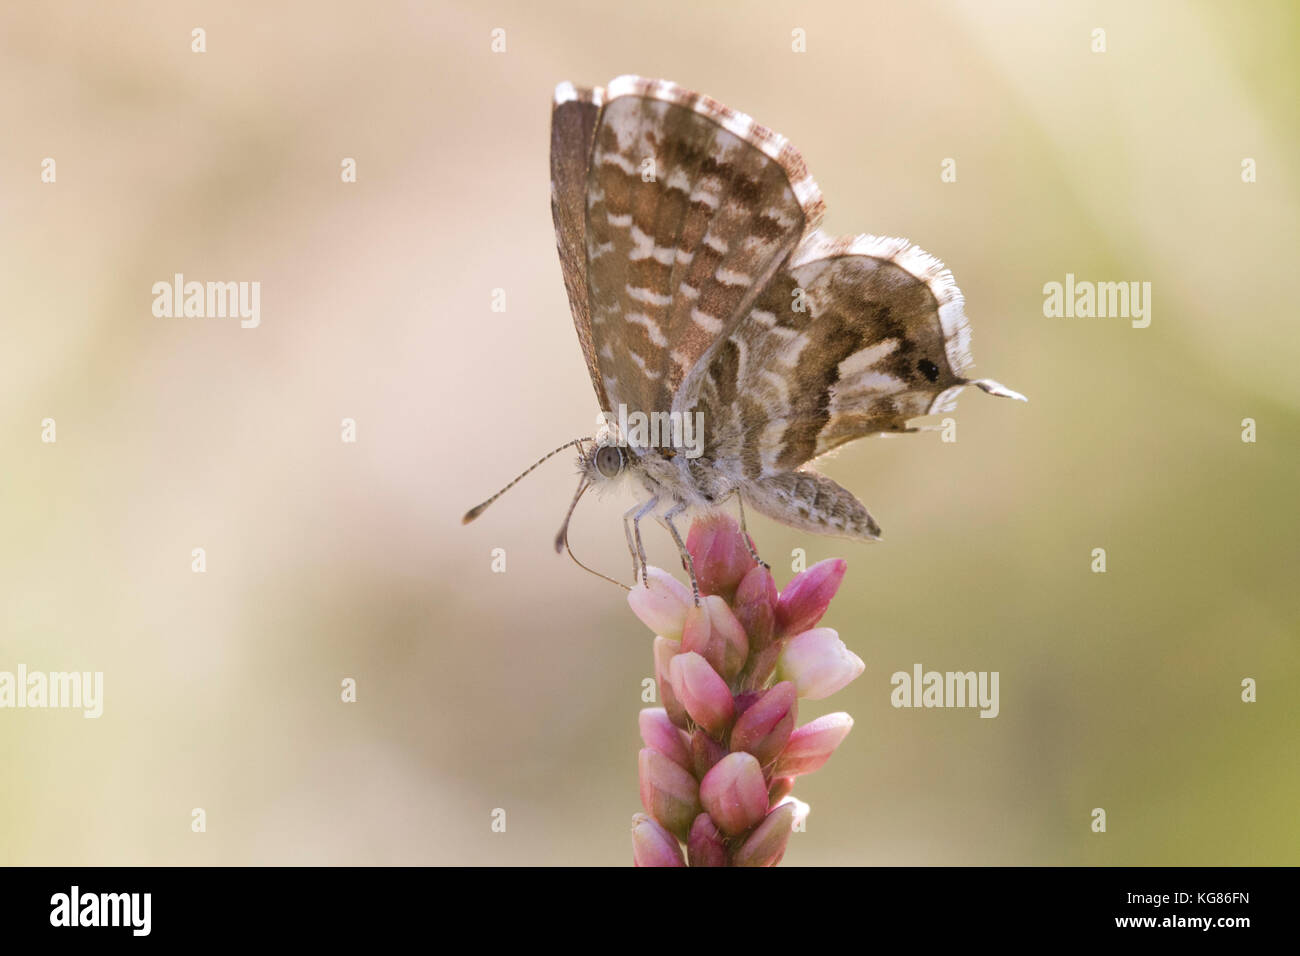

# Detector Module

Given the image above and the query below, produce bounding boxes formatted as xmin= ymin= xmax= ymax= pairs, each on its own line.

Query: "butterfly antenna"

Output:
xmin=462 ymin=437 xmax=594 ymax=524
xmin=554 ymin=476 xmax=632 ymax=592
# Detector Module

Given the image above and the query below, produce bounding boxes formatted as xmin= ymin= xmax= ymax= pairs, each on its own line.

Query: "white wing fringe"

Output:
xmin=970 ymin=378 xmax=1028 ymax=402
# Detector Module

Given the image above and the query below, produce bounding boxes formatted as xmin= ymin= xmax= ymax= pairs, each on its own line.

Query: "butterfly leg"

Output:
xmin=626 ymin=496 xmax=659 ymax=589
xmin=622 ymin=501 xmax=643 ymax=584
xmin=659 ymin=500 xmax=700 ymax=606
xmin=735 ymin=494 xmax=769 ymax=571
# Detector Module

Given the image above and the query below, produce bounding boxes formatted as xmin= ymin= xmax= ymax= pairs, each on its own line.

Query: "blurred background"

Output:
xmin=1 ymin=0 xmax=1296 ymax=865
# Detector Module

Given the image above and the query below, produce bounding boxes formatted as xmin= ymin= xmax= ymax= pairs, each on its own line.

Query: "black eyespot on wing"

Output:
xmin=917 ymin=358 xmax=940 ymax=382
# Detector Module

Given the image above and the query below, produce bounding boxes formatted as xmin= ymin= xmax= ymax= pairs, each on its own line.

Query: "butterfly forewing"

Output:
xmin=581 ymin=76 xmax=824 ymax=423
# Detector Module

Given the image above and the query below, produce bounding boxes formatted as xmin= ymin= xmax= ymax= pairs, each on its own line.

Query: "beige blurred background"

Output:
xmin=2 ymin=0 xmax=1296 ymax=865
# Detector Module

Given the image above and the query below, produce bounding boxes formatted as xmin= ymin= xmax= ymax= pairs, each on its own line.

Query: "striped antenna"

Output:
xmin=461 ymin=437 xmax=592 ymax=524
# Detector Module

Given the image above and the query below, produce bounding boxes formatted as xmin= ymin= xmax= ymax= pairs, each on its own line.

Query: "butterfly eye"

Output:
xmin=594 ymin=445 xmax=624 ymax=478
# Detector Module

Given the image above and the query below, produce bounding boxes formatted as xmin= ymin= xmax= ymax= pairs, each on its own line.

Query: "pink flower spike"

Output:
xmin=667 ymin=652 xmax=735 ymax=737
xmin=699 ymin=751 xmax=769 ymax=836
xmin=629 ymin=567 xmax=694 ymax=639
xmin=733 ymin=564 xmax=778 ymax=651
xmin=776 ymin=627 xmax=864 ymax=700
xmin=775 ymin=558 xmax=847 ymax=638
xmin=686 ymin=514 xmax=755 ymax=601
xmin=631 ymin=813 xmax=686 ymax=867
xmin=731 ymin=801 xmax=796 ymax=867
xmin=775 ymin=712 xmax=854 ymax=778
xmin=686 ymin=813 xmax=728 ymax=868
xmin=627 ymin=515 xmax=857 ymax=866
xmin=638 ymin=708 xmax=691 ymax=771
xmin=638 ymin=748 xmax=701 ymax=841
xmin=729 ymin=681 xmax=797 ymax=767
xmin=653 ymin=637 xmax=688 ymax=729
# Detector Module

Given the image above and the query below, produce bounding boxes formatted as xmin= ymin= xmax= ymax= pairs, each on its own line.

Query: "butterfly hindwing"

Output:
xmin=692 ymin=231 xmax=1024 ymax=538
xmin=695 ymin=233 xmax=972 ymax=469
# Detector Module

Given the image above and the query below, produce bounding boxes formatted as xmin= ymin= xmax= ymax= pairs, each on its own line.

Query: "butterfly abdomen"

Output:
xmin=743 ymin=469 xmax=882 ymax=541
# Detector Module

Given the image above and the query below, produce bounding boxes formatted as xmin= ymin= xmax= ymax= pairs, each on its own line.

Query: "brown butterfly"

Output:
xmin=465 ymin=76 xmax=1025 ymax=600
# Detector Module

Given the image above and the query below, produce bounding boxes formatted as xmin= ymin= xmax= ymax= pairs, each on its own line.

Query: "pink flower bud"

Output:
xmin=629 ymin=567 xmax=694 ymax=639
xmin=631 ymin=813 xmax=686 ymax=867
xmin=778 ymin=795 xmax=811 ymax=830
xmin=706 ymin=597 xmax=749 ymax=680
xmin=686 ymin=514 xmax=756 ymax=600
xmin=653 ymin=637 xmax=688 ymax=729
xmin=686 ymin=813 xmax=728 ymax=867
xmin=729 ymin=681 xmax=796 ymax=766
xmin=638 ymin=707 xmax=691 ymax=771
xmin=679 ymin=603 xmax=713 ymax=666
xmin=668 ymin=652 xmax=735 ymax=737
xmin=691 ymin=728 xmax=726 ymax=780
xmin=776 ymin=627 xmax=864 ymax=700
xmin=700 ymin=751 xmax=769 ymax=836
xmin=638 ymin=748 xmax=701 ymax=841
xmin=775 ymin=559 xmax=847 ymax=637
xmin=775 ymin=712 xmax=854 ymax=777
xmin=731 ymin=801 xmax=796 ymax=867
xmin=682 ymin=596 xmax=748 ymax=681
xmin=733 ymin=564 xmax=778 ymax=650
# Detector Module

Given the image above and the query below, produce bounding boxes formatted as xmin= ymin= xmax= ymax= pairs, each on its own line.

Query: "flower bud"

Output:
xmin=638 ymin=748 xmax=701 ymax=841
xmin=733 ymin=564 xmax=778 ymax=650
xmin=686 ymin=813 xmax=728 ymax=868
xmin=638 ymin=707 xmax=691 ymax=771
xmin=775 ymin=559 xmax=846 ymax=637
xmin=775 ymin=712 xmax=854 ymax=777
xmin=631 ymin=813 xmax=686 ymax=867
xmin=629 ymin=567 xmax=694 ymax=639
xmin=681 ymin=596 xmax=748 ymax=681
xmin=731 ymin=801 xmax=796 ymax=867
xmin=778 ymin=795 xmax=811 ymax=831
xmin=668 ymin=652 xmax=734 ymax=737
xmin=776 ymin=627 xmax=864 ymax=700
xmin=729 ymin=681 xmax=796 ymax=766
xmin=699 ymin=751 xmax=769 ymax=836
xmin=653 ymin=636 xmax=688 ymax=728
xmin=686 ymin=514 xmax=755 ymax=600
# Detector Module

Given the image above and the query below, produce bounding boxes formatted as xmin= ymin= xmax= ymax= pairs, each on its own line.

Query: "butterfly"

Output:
xmin=465 ymin=75 xmax=1025 ymax=600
